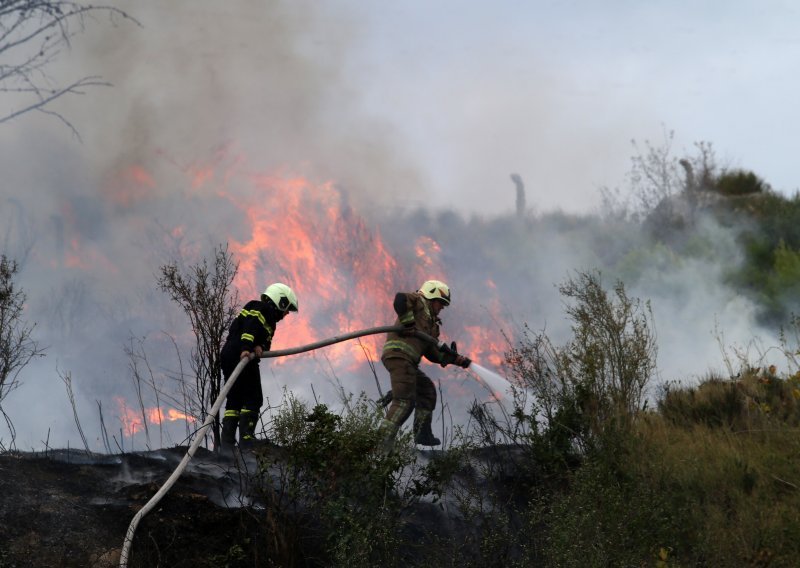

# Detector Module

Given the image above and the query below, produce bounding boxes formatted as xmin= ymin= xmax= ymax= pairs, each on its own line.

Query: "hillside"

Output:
xmin=0 ymin=447 xmax=268 ymax=567
xmin=0 ymin=441 xmax=515 ymax=568
xmin=6 ymin=152 xmax=800 ymax=566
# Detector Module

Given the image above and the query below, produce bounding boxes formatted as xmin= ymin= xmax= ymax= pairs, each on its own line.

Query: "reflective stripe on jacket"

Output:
xmin=382 ymin=291 xmax=444 ymax=365
xmin=222 ymin=299 xmax=275 ymax=355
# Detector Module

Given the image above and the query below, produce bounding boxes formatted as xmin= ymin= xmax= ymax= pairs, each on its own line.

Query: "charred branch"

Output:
xmin=510 ymin=173 xmax=525 ymax=217
xmin=679 ymin=158 xmax=696 ymax=193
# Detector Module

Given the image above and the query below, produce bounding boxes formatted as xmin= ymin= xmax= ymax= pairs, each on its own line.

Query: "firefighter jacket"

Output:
xmin=221 ymin=299 xmax=279 ymax=360
xmin=382 ymin=291 xmax=453 ymax=366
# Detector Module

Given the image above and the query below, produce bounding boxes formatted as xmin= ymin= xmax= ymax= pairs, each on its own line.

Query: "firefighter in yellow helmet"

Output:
xmin=219 ymin=283 xmax=298 ymax=453
xmin=379 ymin=279 xmax=470 ymax=453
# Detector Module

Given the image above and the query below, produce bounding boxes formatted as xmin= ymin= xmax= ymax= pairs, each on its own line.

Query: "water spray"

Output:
xmin=467 ymin=363 xmax=541 ymax=424
xmin=119 ymin=324 xmax=443 ymax=566
xmin=469 ymin=362 xmax=511 ymax=391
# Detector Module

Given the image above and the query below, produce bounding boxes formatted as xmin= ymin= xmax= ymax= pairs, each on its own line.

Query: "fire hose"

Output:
xmin=119 ymin=325 xmax=445 ymax=567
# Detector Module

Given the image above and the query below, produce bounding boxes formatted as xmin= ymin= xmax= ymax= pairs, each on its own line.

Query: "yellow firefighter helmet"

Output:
xmin=419 ymin=280 xmax=451 ymax=306
xmin=262 ymin=283 xmax=299 ymax=312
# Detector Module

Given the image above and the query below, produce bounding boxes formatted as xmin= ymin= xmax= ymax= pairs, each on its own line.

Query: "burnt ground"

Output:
xmin=0 ymin=444 xmax=513 ymax=568
xmin=0 ymin=444 xmax=379 ymax=568
xmin=0 ymin=447 xmax=278 ymax=568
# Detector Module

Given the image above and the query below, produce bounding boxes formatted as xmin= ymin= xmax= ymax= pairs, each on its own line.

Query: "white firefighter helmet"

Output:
xmin=419 ymin=279 xmax=451 ymax=306
xmin=262 ymin=283 xmax=299 ymax=312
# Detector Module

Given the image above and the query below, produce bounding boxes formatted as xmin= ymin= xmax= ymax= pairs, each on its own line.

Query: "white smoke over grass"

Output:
xmin=621 ymin=213 xmax=782 ymax=386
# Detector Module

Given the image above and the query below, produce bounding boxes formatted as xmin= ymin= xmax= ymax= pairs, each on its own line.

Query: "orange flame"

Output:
xmin=463 ymin=325 xmax=506 ymax=368
xmin=102 ymin=165 xmax=156 ymax=207
xmin=225 ymin=175 xmax=401 ymax=364
xmin=107 ymin=155 xmax=514 ymax=426
xmin=415 ymin=236 xmax=442 ymax=269
xmin=114 ymin=396 xmax=196 ymax=437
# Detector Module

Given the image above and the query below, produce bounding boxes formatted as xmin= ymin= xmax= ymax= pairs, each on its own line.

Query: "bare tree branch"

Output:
xmin=0 ymin=254 xmax=46 ymax=407
xmin=0 ymin=1 xmax=138 ymax=132
xmin=157 ymin=244 xmax=239 ymax=450
xmin=58 ymin=366 xmax=91 ymax=454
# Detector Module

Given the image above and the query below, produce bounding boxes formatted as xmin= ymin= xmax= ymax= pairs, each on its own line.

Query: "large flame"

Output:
xmin=225 ymin=174 xmax=399 ymax=366
xmin=94 ymin=153 xmax=514 ymax=432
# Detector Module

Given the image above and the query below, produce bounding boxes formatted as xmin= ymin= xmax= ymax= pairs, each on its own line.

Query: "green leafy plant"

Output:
xmin=715 ymin=170 xmax=767 ymax=196
xmin=258 ymin=393 xmax=464 ymax=567
xmin=507 ymin=270 xmax=657 ymax=459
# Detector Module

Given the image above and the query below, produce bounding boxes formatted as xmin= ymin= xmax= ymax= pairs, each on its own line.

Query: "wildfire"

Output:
xmin=225 ymin=174 xmax=400 ymax=364
xmin=415 ymin=236 xmax=442 ymax=270
xmin=101 ymin=152 xmax=513 ymax=432
xmin=462 ymin=325 xmax=506 ymax=368
xmin=114 ymin=396 xmax=195 ymax=437
xmin=102 ymin=165 xmax=156 ymax=207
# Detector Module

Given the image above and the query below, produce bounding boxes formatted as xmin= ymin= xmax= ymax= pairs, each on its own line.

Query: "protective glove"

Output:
xmin=438 ymin=341 xmax=458 ymax=367
xmin=240 ymin=346 xmax=262 ymax=360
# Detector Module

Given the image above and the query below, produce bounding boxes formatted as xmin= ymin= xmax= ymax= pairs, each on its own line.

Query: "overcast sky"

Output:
xmin=341 ymin=0 xmax=800 ymax=214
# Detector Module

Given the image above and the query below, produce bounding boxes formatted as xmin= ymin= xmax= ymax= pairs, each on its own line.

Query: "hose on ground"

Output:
xmin=119 ymin=325 xmax=436 ymax=566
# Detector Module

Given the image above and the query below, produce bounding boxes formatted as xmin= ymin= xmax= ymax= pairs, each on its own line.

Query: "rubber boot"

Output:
xmin=378 ymin=397 xmax=413 ymax=455
xmin=238 ymin=408 xmax=258 ymax=450
xmin=220 ymin=411 xmax=239 ymax=455
xmin=378 ymin=418 xmax=400 ymax=455
xmin=413 ymin=409 xmax=440 ymax=446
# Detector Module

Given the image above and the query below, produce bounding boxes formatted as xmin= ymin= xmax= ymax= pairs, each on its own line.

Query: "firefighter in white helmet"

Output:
xmin=379 ymin=279 xmax=470 ymax=453
xmin=219 ymin=282 xmax=298 ymax=453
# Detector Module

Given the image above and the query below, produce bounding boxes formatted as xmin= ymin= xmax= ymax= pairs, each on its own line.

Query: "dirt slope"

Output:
xmin=0 ymin=447 xmax=291 ymax=567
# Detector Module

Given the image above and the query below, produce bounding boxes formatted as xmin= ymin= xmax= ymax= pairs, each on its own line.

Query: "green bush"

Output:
xmin=627 ymin=411 xmax=800 ymax=566
xmin=714 ymin=170 xmax=767 ymax=196
xmin=659 ymin=370 xmax=800 ymax=431
xmin=507 ymin=271 xmax=657 ymax=460
xmin=487 ymin=271 xmax=800 ymax=565
xmin=264 ymin=395 xmax=407 ymax=566
xmin=255 ymin=393 xmax=469 ymax=567
xmin=658 ymin=376 xmax=750 ymax=429
xmin=536 ymin=374 xmax=800 ymax=567
xmin=543 ymin=452 xmax=696 ymax=568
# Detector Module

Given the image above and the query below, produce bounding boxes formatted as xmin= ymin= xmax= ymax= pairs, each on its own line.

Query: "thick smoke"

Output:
xmin=0 ymin=1 xmax=783 ymax=451
xmin=61 ymin=1 xmax=425 ymax=208
xmin=0 ymin=0 xmax=425 ymax=450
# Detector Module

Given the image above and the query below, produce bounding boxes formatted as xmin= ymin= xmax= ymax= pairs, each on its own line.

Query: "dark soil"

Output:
xmin=0 ymin=444 xmax=525 ymax=567
xmin=0 ymin=446 xmax=310 ymax=568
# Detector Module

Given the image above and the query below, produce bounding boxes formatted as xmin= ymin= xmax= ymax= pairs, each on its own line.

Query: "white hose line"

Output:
xmin=119 ymin=353 xmax=253 ymax=567
xmin=118 ymin=325 xmax=440 ymax=566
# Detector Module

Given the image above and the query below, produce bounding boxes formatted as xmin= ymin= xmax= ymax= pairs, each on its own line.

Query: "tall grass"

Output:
xmin=539 ymin=370 xmax=800 ymax=566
